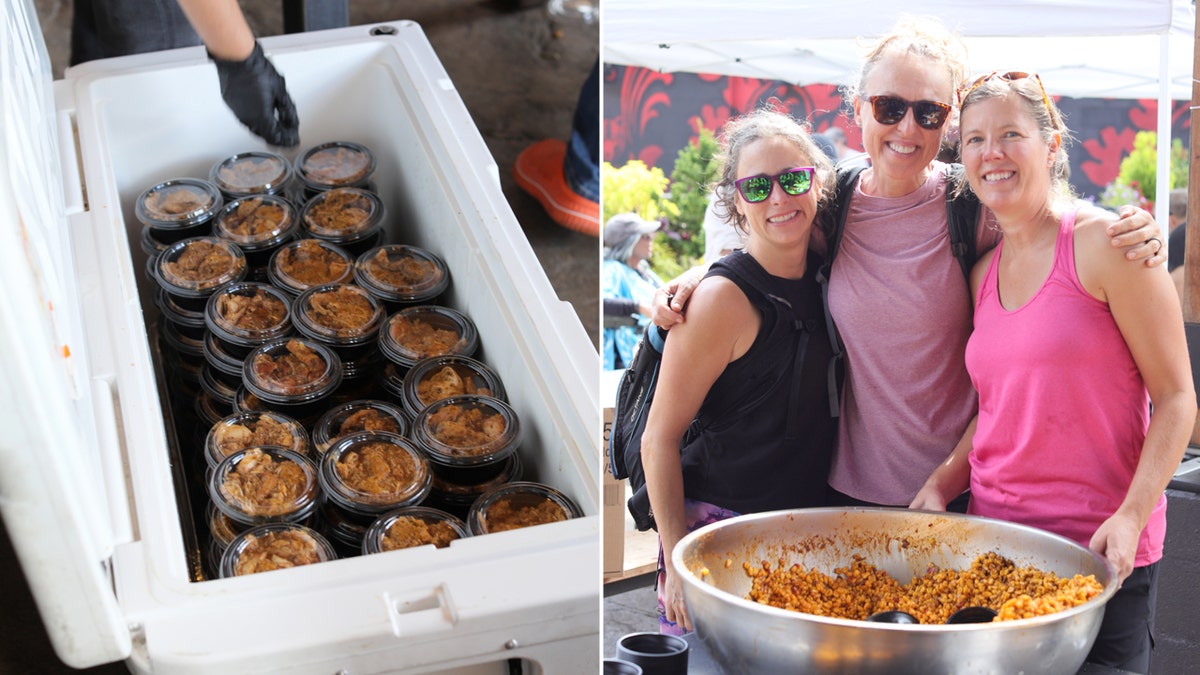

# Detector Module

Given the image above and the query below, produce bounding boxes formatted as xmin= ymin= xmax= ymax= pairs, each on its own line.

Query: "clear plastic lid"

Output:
xmin=198 ymin=362 xmax=239 ymax=405
xmin=411 ymin=394 xmax=521 ymax=468
xmin=207 ymin=500 xmax=247 ymax=550
xmin=318 ymin=430 xmax=432 ymax=516
xmin=154 ymin=286 xmax=207 ymax=329
xmin=400 ymin=355 xmax=507 ymax=420
xmin=242 ymin=337 xmax=344 ymax=405
xmin=466 ymin=481 xmax=582 ymax=536
xmin=205 ymin=410 xmax=312 ymax=470
xmin=429 ymin=451 xmax=523 ymax=501
xmin=311 ymin=399 xmax=410 ymax=456
xmin=362 ymin=506 xmax=469 ymax=555
xmin=205 ymin=281 xmax=293 ymax=348
xmin=213 ymin=194 xmax=298 ymax=251
xmin=377 ymin=305 xmax=479 ymax=370
xmin=219 ymin=522 xmax=337 ymax=578
xmin=232 ymin=385 xmax=268 ymax=415
xmin=153 ymin=236 xmax=248 ymax=297
xmin=291 ymin=283 xmax=385 ymax=347
xmin=195 ymin=389 xmax=232 ymax=428
xmin=158 ymin=317 xmax=206 ymax=358
xmin=267 ymin=238 xmax=355 ymax=295
xmin=139 ymin=225 xmax=172 ymax=257
xmin=134 ymin=177 xmax=224 ymax=229
xmin=299 ymin=187 xmax=385 ymax=243
xmin=295 ymin=141 xmax=376 ymax=191
xmin=208 ymin=447 xmax=320 ymax=526
xmin=210 ymin=151 xmax=294 ymax=198
xmin=202 ymin=331 xmax=246 ymax=381
xmin=353 ymin=244 xmax=450 ymax=305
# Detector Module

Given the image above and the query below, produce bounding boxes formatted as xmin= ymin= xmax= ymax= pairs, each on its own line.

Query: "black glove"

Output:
xmin=210 ymin=42 xmax=300 ymax=147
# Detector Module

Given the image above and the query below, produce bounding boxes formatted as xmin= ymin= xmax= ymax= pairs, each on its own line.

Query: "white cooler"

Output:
xmin=0 ymin=2 xmax=601 ymax=672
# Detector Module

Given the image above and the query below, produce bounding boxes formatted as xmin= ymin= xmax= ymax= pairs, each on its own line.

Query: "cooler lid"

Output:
xmin=0 ymin=0 xmax=131 ymax=668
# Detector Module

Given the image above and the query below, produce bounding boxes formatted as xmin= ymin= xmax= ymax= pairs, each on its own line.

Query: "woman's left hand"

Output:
xmin=1089 ymin=512 xmax=1142 ymax=585
xmin=1107 ymin=205 xmax=1166 ymax=267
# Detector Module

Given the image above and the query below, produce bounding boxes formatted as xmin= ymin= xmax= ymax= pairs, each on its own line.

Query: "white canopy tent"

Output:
xmin=603 ymin=0 xmax=1196 ymax=231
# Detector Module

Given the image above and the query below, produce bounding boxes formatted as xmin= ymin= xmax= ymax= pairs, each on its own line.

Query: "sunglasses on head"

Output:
xmin=959 ymin=71 xmax=1053 ymax=116
xmin=734 ymin=166 xmax=815 ymax=203
xmin=867 ymin=95 xmax=952 ymax=130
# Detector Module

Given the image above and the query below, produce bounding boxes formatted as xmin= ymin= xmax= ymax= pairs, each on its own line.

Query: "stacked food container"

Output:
xmin=0 ymin=3 xmax=599 ymax=673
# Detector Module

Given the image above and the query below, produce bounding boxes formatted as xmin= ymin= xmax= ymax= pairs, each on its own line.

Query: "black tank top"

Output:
xmin=679 ymin=250 xmax=836 ymax=513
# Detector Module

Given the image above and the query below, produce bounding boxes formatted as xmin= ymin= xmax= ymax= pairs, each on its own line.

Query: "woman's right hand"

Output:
xmin=661 ymin=567 xmax=693 ymax=632
xmin=651 ymin=266 xmax=706 ymax=329
xmin=908 ymin=485 xmax=949 ymax=512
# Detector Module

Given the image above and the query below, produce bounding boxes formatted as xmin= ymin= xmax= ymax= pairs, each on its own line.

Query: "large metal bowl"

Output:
xmin=672 ymin=508 xmax=1118 ymax=675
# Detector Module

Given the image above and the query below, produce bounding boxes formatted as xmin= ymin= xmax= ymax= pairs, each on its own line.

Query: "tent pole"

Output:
xmin=1186 ymin=7 xmax=1200 ymax=321
xmin=1158 ymin=33 xmax=1171 ymax=242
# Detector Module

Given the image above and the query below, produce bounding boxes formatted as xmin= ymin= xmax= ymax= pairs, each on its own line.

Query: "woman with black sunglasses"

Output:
xmin=911 ymin=71 xmax=1192 ymax=673
xmin=640 ymin=108 xmax=838 ymax=635
xmin=652 ymin=16 xmax=1166 ymax=512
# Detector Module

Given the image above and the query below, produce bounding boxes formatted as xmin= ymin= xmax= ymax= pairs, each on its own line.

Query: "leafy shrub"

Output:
xmin=1101 ymin=131 xmax=1189 ymax=211
xmin=601 ymin=160 xmax=678 ymax=225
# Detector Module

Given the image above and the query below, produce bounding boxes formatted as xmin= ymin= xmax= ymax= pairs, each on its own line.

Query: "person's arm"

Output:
xmin=640 ymin=276 xmax=755 ymax=632
xmin=1076 ymin=210 xmax=1195 ymax=583
xmin=910 ymin=417 xmax=976 ymax=511
xmin=176 ymin=0 xmax=254 ymax=58
xmin=1094 ymin=204 xmax=1166 ymax=267
xmin=177 ymin=0 xmax=300 ymax=147
xmin=649 ymin=263 xmax=711 ymax=329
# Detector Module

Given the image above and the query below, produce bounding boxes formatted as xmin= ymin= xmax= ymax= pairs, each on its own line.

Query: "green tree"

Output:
xmin=662 ymin=127 xmax=721 ymax=274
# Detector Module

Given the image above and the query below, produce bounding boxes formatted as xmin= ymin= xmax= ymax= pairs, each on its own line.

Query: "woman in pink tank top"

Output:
xmin=911 ymin=72 xmax=1194 ymax=673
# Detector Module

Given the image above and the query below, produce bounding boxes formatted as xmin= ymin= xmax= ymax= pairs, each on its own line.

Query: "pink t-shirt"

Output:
xmin=966 ymin=210 xmax=1163 ymax=566
xmin=827 ymin=162 xmax=998 ymax=505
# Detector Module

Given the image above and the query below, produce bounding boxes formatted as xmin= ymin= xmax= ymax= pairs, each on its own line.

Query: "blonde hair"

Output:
xmin=957 ymin=75 xmax=1075 ymax=200
xmin=844 ymin=16 xmax=970 ymax=131
xmin=710 ymin=108 xmax=834 ymax=233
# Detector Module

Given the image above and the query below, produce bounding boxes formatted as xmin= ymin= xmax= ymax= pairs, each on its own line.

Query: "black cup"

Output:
xmin=615 ymin=633 xmax=688 ymax=675
xmin=603 ymin=658 xmax=643 ymax=675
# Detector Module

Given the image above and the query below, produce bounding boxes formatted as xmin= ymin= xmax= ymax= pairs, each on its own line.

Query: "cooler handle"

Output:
xmin=386 ymin=586 xmax=458 ymax=637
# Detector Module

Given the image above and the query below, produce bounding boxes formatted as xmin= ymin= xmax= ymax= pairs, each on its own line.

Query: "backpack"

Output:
xmin=814 ymin=159 xmax=980 ymax=417
xmin=607 ymin=254 xmax=814 ymax=531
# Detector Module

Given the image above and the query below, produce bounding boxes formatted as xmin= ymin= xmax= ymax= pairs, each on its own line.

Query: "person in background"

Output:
xmin=652 ymin=16 xmax=1165 ymax=511
xmin=642 ymin=108 xmax=835 ymax=635
xmin=72 ymin=0 xmax=299 ymax=147
xmin=824 ymin=125 xmax=856 ymax=160
xmin=514 ymin=59 xmax=601 ymax=236
xmin=701 ymin=187 xmax=746 ymax=262
xmin=602 ymin=213 xmax=663 ymax=369
xmin=810 ymin=130 xmax=840 ymax=163
xmin=911 ymin=71 xmax=1193 ymax=673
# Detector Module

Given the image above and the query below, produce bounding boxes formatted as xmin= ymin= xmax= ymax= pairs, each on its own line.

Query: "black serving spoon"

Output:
xmin=946 ymin=606 xmax=999 ymax=624
xmin=866 ymin=610 xmax=919 ymax=624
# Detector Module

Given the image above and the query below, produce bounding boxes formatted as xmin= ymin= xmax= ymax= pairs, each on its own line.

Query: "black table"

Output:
xmin=681 ymin=632 xmax=1136 ymax=674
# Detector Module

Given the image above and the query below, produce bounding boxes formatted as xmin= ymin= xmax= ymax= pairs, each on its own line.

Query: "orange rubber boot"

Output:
xmin=513 ymin=139 xmax=600 ymax=237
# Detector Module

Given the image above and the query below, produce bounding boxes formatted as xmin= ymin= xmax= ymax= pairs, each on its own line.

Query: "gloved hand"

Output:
xmin=210 ymin=42 xmax=300 ymax=147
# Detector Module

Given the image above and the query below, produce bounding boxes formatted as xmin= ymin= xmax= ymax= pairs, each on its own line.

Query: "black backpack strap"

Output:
xmin=814 ymin=160 xmax=865 ymax=418
xmin=944 ymin=163 xmax=981 ymax=286
xmin=705 ymin=253 xmax=812 ymax=432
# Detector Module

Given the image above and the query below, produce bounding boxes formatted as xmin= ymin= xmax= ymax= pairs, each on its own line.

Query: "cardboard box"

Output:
xmin=603 ymin=404 xmax=624 ymax=577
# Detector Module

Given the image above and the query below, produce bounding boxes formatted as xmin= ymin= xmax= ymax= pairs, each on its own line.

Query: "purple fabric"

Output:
xmin=656 ymin=499 xmax=740 ymax=635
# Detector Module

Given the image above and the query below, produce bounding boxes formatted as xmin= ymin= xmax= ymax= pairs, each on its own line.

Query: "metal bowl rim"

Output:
xmin=671 ymin=506 xmax=1119 ymax=632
